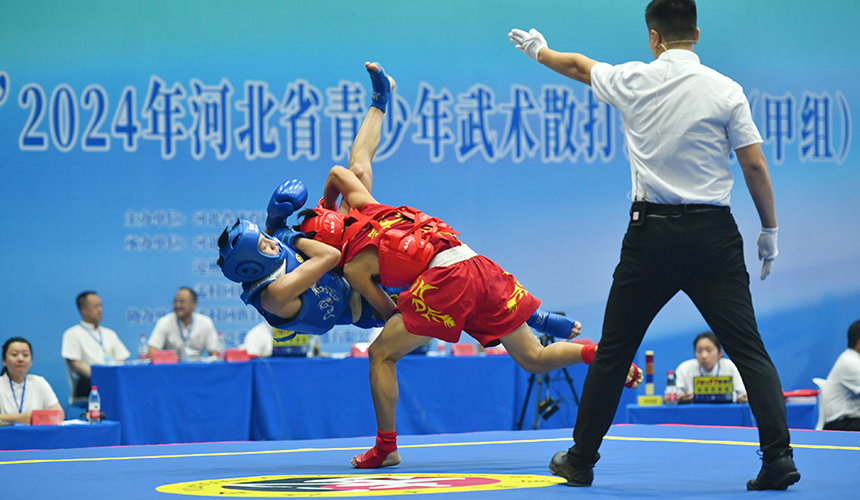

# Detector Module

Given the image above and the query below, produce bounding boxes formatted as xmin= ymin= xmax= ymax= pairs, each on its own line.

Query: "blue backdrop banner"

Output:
xmin=1 ymin=0 xmax=857 ymax=413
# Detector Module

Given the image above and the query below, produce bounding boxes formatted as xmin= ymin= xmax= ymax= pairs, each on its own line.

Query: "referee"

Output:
xmin=509 ymin=0 xmax=799 ymax=491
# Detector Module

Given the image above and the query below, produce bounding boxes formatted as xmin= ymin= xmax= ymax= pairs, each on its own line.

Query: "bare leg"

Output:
xmin=501 ymin=325 xmax=642 ymax=387
xmin=351 ymin=313 xmax=429 ymax=468
xmin=501 ymin=323 xmax=585 ymax=374
xmin=338 ymin=62 xmax=396 ymax=215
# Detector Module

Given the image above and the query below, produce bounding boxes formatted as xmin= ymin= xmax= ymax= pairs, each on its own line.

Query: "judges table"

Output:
xmin=251 ymin=355 xmax=521 ymax=441
xmin=626 ymin=402 xmax=817 ymax=429
xmin=0 ymin=421 xmax=121 ymax=451
xmin=93 ymin=355 xmax=603 ymax=445
xmin=92 ymin=362 xmax=253 ymax=445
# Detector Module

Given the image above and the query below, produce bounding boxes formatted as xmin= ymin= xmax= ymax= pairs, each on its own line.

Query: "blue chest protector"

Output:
xmin=240 ymin=244 xmax=354 ymax=335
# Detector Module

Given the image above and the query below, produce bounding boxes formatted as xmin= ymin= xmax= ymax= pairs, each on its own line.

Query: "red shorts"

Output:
xmin=395 ymin=255 xmax=540 ymax=347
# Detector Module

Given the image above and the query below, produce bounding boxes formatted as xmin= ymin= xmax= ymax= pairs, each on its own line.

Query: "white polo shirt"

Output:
xmin=148 ymin=312 xmax=218 ymax=358
xmin=675 ymin=357 xmax=747 ymax=402
xmin=62 ymin=321 xmax=131 ymax=366
xmin=241 ymin=322 xmax=274 ymax=357
xmin=821 ymin=349 xmax=860 ymax=424
xmin=590 ymin=49 xmax=763 ymax=205
xmin=0 ymin=374 xmax=60 ymax=414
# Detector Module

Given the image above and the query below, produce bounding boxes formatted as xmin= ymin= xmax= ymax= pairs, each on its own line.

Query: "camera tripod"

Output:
xmin=516 ymin=334 xmax=581 ymax=430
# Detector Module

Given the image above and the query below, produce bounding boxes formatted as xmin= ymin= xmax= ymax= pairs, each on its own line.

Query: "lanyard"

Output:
xmin=84 ymin=324 xmax=111 ymax=363
xmin=85 ymin=324 xmax=104 ymax=348
xmin=9 ymin=377 xmax=26 ymax=414
xmin=177 ymin=317 xmax=194 ymax=345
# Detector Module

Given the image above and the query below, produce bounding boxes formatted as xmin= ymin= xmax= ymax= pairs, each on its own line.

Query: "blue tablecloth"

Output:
xmin=89 ymin=355 xmax=634 ymax=445
xmin=251 ymin=355 xmax=521 ymax=440
xmin=626 ymin=402 xmax=817 ymax=429
xmin=0 ymin=421 xmax=121 ymax=450
xmin=92 ymin=362 xmax=253 ymax=445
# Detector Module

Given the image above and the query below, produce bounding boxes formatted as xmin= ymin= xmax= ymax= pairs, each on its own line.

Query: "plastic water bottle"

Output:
xmin=216 ymin=332 xmax=226 ymax=358
xmin=664 ymin=370 xmax=678 ymax=405
xmin=88 ymin=385 xmax=102 ymax=423
xmin=138 ymin=333 xmax=149 ymax=360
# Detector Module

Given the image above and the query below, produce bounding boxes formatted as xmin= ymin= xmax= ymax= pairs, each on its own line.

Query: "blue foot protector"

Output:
xmin=367 ymin=63 xmax=390 ymax=112
xmin=528 ymin=309 xmax=576 ymax=338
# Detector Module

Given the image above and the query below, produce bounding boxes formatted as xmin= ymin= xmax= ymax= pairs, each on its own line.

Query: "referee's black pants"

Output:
xmin=567 ymin=206 xmax=791 ymax=467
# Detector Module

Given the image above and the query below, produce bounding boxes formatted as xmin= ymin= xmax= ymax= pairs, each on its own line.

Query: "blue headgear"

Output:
xmin=218 ymin=219 xmax=287 ymax=283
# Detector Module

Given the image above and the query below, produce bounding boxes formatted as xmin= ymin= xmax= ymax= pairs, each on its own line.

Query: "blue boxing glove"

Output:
xmin=367 ymin=62 xmax=390 ymax=112
xmin=266 ymin=179 xmax=308 ymax=231
xmin=527 ymin=309 xmax=580 ymax=339
xmin=272 ymin=226 xmax=305 ymax=249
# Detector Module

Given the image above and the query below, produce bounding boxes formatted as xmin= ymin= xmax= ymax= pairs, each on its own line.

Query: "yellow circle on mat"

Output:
xmin=157 ymin=473 xmax=566 ymax=496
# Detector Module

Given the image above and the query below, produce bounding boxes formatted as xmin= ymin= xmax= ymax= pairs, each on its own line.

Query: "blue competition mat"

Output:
xmin=2 ymin=424 xmax=857 ymax=499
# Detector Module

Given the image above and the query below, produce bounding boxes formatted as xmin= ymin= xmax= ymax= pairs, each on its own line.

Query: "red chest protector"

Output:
xmin=342 ymin=206 xmax=460 ymax=288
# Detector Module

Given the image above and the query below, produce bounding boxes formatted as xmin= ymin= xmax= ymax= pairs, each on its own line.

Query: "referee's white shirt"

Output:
xmin=590 ymin=49 xmax=763 ymax=206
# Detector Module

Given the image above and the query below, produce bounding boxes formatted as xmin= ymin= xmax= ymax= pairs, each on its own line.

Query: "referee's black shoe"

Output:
xmin=746 ymin=448 xmax=801 ymax=491
xmin=549 ymin=451 xmax=593 ymax=487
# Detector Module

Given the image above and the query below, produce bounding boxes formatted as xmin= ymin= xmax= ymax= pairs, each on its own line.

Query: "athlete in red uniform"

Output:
xmin=300 ymin=63 xmax=642 ymax=469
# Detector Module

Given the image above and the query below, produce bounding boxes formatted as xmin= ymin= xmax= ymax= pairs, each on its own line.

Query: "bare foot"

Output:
xmin=351 ymin=448 xmax=401 ymax=468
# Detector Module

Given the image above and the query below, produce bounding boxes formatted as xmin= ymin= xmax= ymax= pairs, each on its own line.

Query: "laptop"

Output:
xmin=693 ymin=375 xmax=734 ymax=403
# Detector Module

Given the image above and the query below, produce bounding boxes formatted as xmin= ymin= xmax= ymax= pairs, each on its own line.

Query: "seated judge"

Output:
xmin=819 ymin=319 xmax=860 ymax=431
xmin=148 ymin=287 xmax=218 ymax=359
xmin=1 ymin=337 xmax=64 ymax=424
xmin=61 ymin=291 xmax=130 ymax=400
xmin=676 ymin=331 xmax=747 ymax=403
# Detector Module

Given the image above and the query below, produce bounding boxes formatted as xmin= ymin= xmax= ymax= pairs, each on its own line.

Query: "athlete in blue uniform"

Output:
xmin=219 ymin=217 xmax=390 ymax=338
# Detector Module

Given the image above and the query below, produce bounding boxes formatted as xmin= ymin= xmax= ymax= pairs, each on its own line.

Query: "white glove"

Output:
xmin=757 ymin=227 xmax=778 ymax=280
xmin=509 ymin=28 xmax=548 ymax=62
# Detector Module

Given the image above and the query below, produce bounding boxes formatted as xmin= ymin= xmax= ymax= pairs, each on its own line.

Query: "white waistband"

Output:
xmin=429 ymin=244 xmax=477 ymax=268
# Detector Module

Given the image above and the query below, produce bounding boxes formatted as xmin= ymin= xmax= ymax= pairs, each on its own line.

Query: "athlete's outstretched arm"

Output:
xmin=260 ymin=238 xmax=341 ymax=318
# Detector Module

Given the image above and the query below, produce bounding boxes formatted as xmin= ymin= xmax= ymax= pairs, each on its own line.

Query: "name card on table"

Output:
xmin=224 ymin=349 xmax=250 ymax=363
xmin=151 ymin=350 xmax=179 ymax=365
xmin=30 ymin=409 xmax=64 ymax=426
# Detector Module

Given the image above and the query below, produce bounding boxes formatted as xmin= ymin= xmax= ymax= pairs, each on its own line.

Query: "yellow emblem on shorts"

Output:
xmin=506 ymin=275 xmax=528 ymax=313
xmin=408 ymin=278 xmax=455 ymax=328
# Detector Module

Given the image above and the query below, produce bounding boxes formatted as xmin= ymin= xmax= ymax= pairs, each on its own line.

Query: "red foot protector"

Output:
xmin=353 ymin=429 xmax=397 ymax=469
xmin=580 ymin=344 xmax=596 ymax=365
xmin=580 ymin=344 xmax=639 ymax=388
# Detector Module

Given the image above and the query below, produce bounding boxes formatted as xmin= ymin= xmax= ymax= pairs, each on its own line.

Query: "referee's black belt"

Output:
xmin=631 ymin=201 xmax=730 ymax=216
